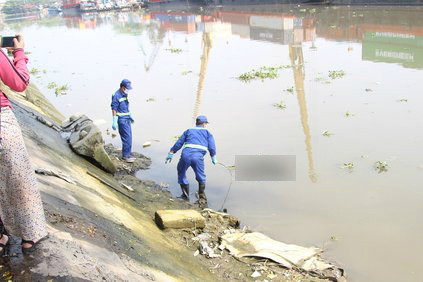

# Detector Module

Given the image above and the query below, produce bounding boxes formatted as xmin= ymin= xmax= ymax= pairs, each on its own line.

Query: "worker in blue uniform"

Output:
xmin=111 ymin=79 xmax=135 ymax=163
xmin=165 ymin=115 xmax=217 ymax=203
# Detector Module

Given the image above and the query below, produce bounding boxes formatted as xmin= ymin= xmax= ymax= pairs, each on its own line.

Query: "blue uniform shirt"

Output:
xmin=171 ymin=126 xmax=216 ymax=157
xmin=111 ymin=89 xmax=131 ymax=119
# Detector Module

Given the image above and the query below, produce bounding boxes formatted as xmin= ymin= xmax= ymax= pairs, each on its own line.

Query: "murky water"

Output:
xmin=2 ymin=4 xmax=423 ymax=281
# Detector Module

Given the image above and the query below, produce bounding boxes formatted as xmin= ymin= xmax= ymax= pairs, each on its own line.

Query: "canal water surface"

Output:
xmin=3 ymin=4 xmax=423 ymax=281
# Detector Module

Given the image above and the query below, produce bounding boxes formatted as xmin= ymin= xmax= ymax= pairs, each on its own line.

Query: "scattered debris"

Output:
xmin=220 ymin=231 xmax=342 ymax=276
xmin=146 ymin=97 xmax=155 ymax=102
xmin=374 ymin=161 xmax=389 ymax=173
xmin=328 ymin=70 xmax=346 ymax=80
xmin=398 ymin=98 xmax=408 ymax=103
xmin=199 ymin=241 xmax=221 ymax=258
xmin=330 ymin=236 xmax=338 ymax=241
xmin=121 ymin=182 xmax=135 ymax=192
xmin=365 ymin=88 xmax=373 ymax=92
xmin=35 ymin=168 xmax=77 ymax=184
xmin=251 ymin=270 xmax=261 ymax=278
xmin=322 ymin=130 xmax=334 ymax=137
xmin=345 ymin=111 xmax=354 ymax=117
xmin=273 ymin=101 xmax=286 ymax=110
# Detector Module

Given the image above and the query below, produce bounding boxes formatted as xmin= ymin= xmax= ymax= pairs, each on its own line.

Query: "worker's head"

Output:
xmin=120 ymin=79 xmax=132 ymax=94
xmin=196 ymin=115 xmax=209 ymax=127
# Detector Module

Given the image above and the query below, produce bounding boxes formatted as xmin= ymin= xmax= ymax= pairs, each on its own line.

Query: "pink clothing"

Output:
xmin=0 ymin=49 xmax=30 ymax=108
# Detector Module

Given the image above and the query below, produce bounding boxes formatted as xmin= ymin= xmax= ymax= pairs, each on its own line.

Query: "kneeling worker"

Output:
xmin=111 ymin=79 xmax=135 ymax=163
xmin=165 ymin=116 xmax=217 ymax=204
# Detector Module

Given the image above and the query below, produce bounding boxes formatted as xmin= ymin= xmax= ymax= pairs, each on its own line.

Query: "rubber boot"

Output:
xmin=198 ymin=183 xmax=208 ymax=209
xmin=178 ymin=184 xmax=189 ymax=200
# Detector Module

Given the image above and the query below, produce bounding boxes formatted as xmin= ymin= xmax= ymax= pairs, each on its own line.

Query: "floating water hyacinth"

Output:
xmin=47 ymin=82 xmax=57 ymax=89
xmin=166 ymin=48 xmax=183 ymax=54
xmin=342 ymin=163 xmax=354 ymax=170
xmin=328 ymin=70 xmax=346 ymax=80
xmin=238 ymin=65 xmax=290 ymax=82
xmin=374 ymin=161 xmax=388 ymax=173
xmin=322 ymin=130 xmax=334 ymax=137
xmin=273 ymin=101 xmax=286 ymax=110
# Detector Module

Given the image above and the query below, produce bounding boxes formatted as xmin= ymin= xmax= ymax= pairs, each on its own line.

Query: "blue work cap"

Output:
xmin=196 ymin=115 xmax=208 ymax=124
xmin=121 ymin=79 xmax=132 ymax=90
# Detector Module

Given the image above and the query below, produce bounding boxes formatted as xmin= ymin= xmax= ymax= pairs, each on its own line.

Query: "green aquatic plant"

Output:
xmin=47 ymin=82 xmax=57 ymax=90
xmin=238 ymin=65 xmax=289 ymax=83
xmin=398 ymin=98 xmax=408 ymax=103
xmin=322 ymin=130 xmax=334 ymax=137
xmin=55 ymin=84 xmax=69 ymax=96
xmin=181 ymin=70 xmax=193 ymax=76
xmin=345 ymin=111 xmax=354 ymax=117
xmin=342 ymin=162 xmax=354 ymax=170
xmin=284 ymin=86 xmax=294 ymax=94
xmin=166 ymin=48 xmax=183 ymax=54
xmin=328 ymin=70 xmax=346 ymax=80
xmin=30 ymin=68 xmax=40 ymax=75
xmin=374 ymin=161 xmax=388 ymax=173
xmin=273 ymin=101 xmax=286 ymax=110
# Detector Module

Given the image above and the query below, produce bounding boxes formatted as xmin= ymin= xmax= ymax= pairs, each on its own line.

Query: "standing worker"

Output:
xmin=111 ymin=79 xmax=135 ymax=163
xmin=165 ymin=115 xmax=217 ymax=206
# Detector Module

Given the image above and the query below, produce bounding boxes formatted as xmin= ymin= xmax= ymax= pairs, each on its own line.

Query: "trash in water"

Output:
xmin=365 ymin=88 xmax=373 ymax=92
xmin=146 ymin=97 xmax=155 ymax=102
xmin=345 ymin=111 xmax=354 ymax=117
xmin=397 ymin=98 xmax=408 ymax=103
xmin=143 ymin=141 xmax=152 ymax=148
xmin=374 ymin=161 xmax=388 ymax=173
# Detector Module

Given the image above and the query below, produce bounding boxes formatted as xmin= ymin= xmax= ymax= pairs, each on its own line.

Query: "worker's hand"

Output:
xmin=211 ymin=155 xmax=218 ymax=165
xmin=165 ymin=152 xmax=174 ymax=164
xmin=130 ymin=116 xmax=135 ymax=124
xmin=112 ymin=116 xmax=118 ymax=130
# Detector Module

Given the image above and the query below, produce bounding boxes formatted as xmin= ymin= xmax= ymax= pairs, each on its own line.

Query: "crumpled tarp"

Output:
xmin=220 ymin=232 xmax=333 ymax=271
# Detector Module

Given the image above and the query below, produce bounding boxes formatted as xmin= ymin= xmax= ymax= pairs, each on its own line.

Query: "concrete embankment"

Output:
xmin=0 ymin=83 xmax=344 ymax=282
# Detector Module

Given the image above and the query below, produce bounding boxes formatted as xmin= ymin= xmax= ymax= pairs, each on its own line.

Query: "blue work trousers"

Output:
xmin=177 ymin=149 xmax=206 ymax=185
xmin=118 ymin=118 xmax=132 ymax=158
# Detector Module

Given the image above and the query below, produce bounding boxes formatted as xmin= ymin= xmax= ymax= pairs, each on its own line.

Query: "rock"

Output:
xmin=63 ymin=115 xmax=117 ymax=173
xmin=155 ymin=210 xmax=205 ymax=229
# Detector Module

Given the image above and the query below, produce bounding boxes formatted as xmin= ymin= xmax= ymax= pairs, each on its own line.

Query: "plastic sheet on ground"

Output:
xmin=220 ymin=232 xmax=331 ymax=271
